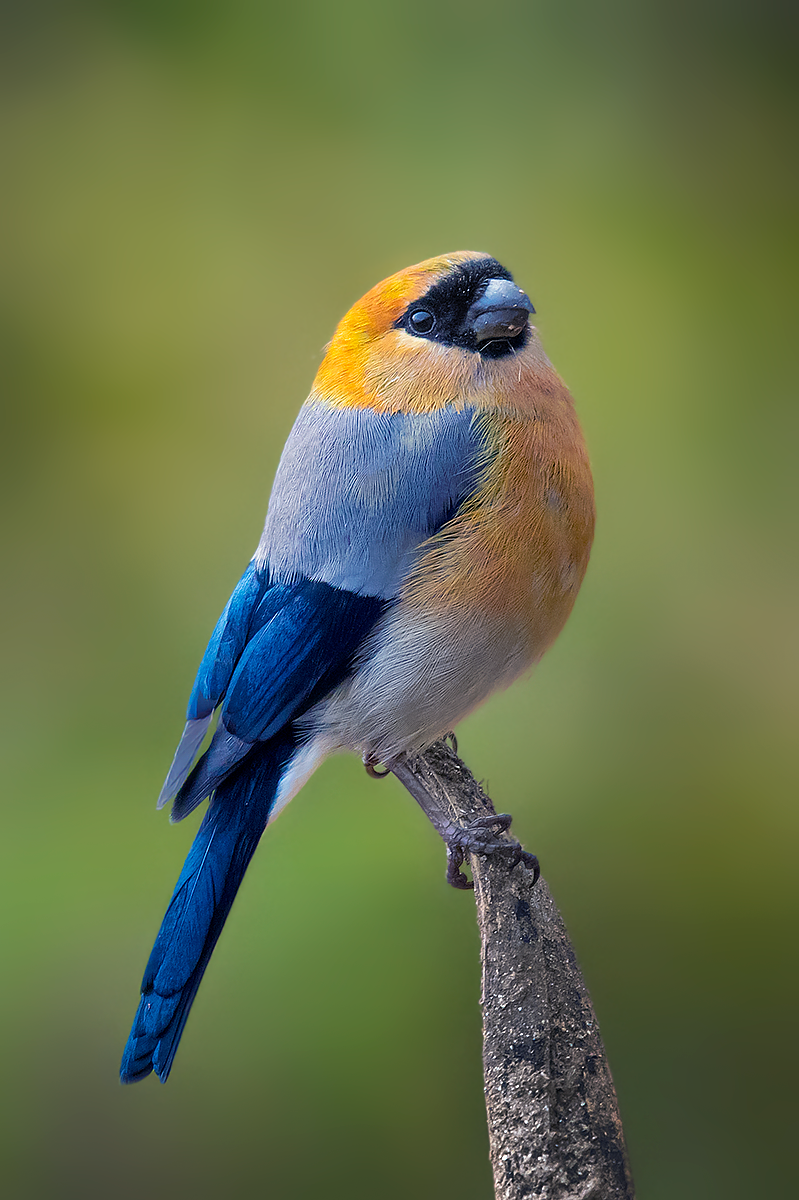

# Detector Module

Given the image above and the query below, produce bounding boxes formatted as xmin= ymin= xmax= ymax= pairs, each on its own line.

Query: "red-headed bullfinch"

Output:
xmin=121 ymin=251 xmax=595 ymax=1083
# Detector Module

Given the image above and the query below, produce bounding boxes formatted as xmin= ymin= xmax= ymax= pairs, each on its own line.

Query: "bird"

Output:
xmin=120 ymin=251 xmax=595 ymax=1084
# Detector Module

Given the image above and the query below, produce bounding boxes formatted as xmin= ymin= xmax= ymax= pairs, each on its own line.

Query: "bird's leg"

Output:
xmin=386 ymin=755 xmax=539 ymax=891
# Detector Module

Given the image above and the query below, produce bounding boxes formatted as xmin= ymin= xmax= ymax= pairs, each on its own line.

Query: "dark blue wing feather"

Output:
xmin=169 ymin=725 xmax=254 ymax=822
xmin=187 ymin=562 xmax=289 ymax=720
xmin=160 ymin=569 xmax=318 ymax=808
xmin=169 ymin=581 xmax=386 ymax=821
xmin=158 ymin=563 xmax=271 ymax=807
xmin=222 ymin=580 xmax=386 ymax=742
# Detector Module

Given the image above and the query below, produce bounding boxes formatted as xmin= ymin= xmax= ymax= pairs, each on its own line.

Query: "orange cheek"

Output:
xmin=313 ymin=337 xmax=371 ymax=408
xmin=313 ymin=330 xmax=480 ymax=413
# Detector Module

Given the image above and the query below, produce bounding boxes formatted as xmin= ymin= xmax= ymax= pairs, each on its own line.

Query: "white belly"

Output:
xmin=304 ymin=604 xmax=537 ymax=762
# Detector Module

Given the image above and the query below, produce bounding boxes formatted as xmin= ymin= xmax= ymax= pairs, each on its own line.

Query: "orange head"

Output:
xmin=312 ymin=252 xmax=557 ymax=416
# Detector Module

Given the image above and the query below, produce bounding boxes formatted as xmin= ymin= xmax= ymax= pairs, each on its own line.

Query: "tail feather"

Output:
xmin=120 ymin=733 xmax=295 ymax=1084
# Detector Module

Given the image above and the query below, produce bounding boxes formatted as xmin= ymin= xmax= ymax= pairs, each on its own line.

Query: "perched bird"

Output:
xmin=120 ymin=251 xmax=595 ymax=1084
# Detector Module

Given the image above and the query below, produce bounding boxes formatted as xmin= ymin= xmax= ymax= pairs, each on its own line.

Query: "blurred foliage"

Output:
xmin=1 ymin=2 xmax=796 ymax=1198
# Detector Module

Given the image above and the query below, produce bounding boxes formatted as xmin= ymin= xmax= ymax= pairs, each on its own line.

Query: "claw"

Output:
xmin=506 ymin=843 xmax=523 ymax=870
xmin=446 ymin=844 xmax=474 ymax=890
xmin=443 ymin=731 xmax=459 ymax=755
xmin=363 ymin=754 xmax=390 ymax=779
xmin=518 ymin=850 xmax=541 ymax=886
xmin=443 ymin=811 xmax=539 ymax=890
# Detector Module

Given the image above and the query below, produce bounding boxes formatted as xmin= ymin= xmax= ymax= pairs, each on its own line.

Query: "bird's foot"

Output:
xmin=369 ymin=751 xmax=540 ymax=893
xmin=444 ymin=814 xmax=540 ymax=891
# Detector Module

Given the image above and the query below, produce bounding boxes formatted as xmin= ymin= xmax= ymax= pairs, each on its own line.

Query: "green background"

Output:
xmin=1 ymin=2 xmax=796 ymax=1197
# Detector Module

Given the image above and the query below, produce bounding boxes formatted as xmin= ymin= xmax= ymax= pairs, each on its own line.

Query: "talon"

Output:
xmin=506 ymin=844 xmax=523 ymax=870
xmin=520 ymin=851 xmax=540 ymax=886
xmin=446 ymin=843 xmax=474 ymax=890
xmin=363 ymin=755 xmax=390 ymax=779
xmin=443 ymin=731 xmax=458 ymax=755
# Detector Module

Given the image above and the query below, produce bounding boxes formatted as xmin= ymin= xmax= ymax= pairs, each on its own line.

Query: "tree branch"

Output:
xmin=395 ymin=740 xmax=635 ymax=1200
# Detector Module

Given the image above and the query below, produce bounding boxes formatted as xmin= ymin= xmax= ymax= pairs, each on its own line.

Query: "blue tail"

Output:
xmin=120 ymin=733 xmax=295 ymax=1083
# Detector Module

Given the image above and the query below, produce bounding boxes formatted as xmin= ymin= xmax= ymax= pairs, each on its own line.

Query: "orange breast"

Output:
xmin=405 ymin=374 xmax=595 ymax=662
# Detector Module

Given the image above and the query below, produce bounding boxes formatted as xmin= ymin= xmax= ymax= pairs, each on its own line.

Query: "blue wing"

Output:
xmin=169 ymin=576 xmax=386 ymax=820
xmin=157 ymin=562 xmax=289 ymax=806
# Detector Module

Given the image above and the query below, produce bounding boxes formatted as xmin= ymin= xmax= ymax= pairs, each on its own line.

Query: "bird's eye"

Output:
xmin=409 ymin=309 xmax=435 ymax=335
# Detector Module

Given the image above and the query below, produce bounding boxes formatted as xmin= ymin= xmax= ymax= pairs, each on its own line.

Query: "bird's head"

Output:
xmin=312 ymin=252 xmax=547 ymax=414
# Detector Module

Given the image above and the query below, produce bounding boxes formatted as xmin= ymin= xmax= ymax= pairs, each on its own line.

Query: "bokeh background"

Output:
xmin=1 ymin=2 xmax=796 ymax=1197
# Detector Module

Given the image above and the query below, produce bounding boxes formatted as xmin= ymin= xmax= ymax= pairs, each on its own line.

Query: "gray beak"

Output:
xmin=466 ymin=277 xmax=535 ymax=344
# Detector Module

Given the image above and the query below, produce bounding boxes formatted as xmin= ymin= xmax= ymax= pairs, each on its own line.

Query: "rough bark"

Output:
xmin=396 ymin=740 xmax=635 ymax=1200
